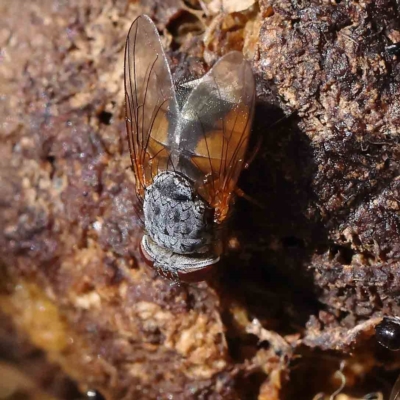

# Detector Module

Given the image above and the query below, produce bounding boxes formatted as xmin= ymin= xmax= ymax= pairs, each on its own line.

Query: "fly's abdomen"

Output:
xmin=143 ymin=171 xmax=212 ymax=255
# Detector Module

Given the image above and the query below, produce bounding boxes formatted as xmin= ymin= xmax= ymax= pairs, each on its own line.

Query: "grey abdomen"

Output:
xmin=143 ymin=171 xmax=212 ymax=255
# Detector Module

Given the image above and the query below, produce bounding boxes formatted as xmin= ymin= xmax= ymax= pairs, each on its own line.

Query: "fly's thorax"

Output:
xmin=143 ymin=171 xmax=214 ymax=255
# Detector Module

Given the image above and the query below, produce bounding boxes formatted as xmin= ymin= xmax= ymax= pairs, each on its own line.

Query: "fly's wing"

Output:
xmin=174 ymin=51 xmax=255 ymax=222
xmin=124 ymin=15 xmax=179 ymax=200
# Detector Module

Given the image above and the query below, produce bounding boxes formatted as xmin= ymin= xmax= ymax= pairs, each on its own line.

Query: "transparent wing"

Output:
xmin=173 ymin=51 xmax=255 ymax=222
xmin=124 ymin=15 xmax=179 ymax=200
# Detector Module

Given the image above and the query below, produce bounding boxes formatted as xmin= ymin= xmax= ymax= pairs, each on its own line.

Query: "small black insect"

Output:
xmin=386 ymin=43 xmax=400 ymax=56
xmin=84 ymin=390 xmax=105 ymax=400
xmin=375 ymin=317 xmax=400 ymax=351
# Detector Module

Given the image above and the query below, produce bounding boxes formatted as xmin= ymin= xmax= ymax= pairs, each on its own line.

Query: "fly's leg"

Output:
xmin=243 ymin=134 xmax=263 ymax=170
xmin=235 ymin=188 xmax=265 ymax=209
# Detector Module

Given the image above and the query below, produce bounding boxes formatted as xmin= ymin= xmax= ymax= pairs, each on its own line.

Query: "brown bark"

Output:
xmin=1 ymin=0 xmax=399 ymax=399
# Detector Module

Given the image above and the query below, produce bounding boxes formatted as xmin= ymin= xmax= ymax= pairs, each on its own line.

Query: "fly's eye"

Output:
xmin=375 ymin=317 xmax=400 ymax=351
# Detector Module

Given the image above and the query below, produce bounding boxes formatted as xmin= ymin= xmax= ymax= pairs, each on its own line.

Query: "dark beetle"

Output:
xmin=375 ymin=317 xmax=400 ymax=351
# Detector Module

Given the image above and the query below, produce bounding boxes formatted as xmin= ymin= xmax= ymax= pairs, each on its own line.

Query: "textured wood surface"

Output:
xmin=1 ymin=0 xmax=399 ymax=398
